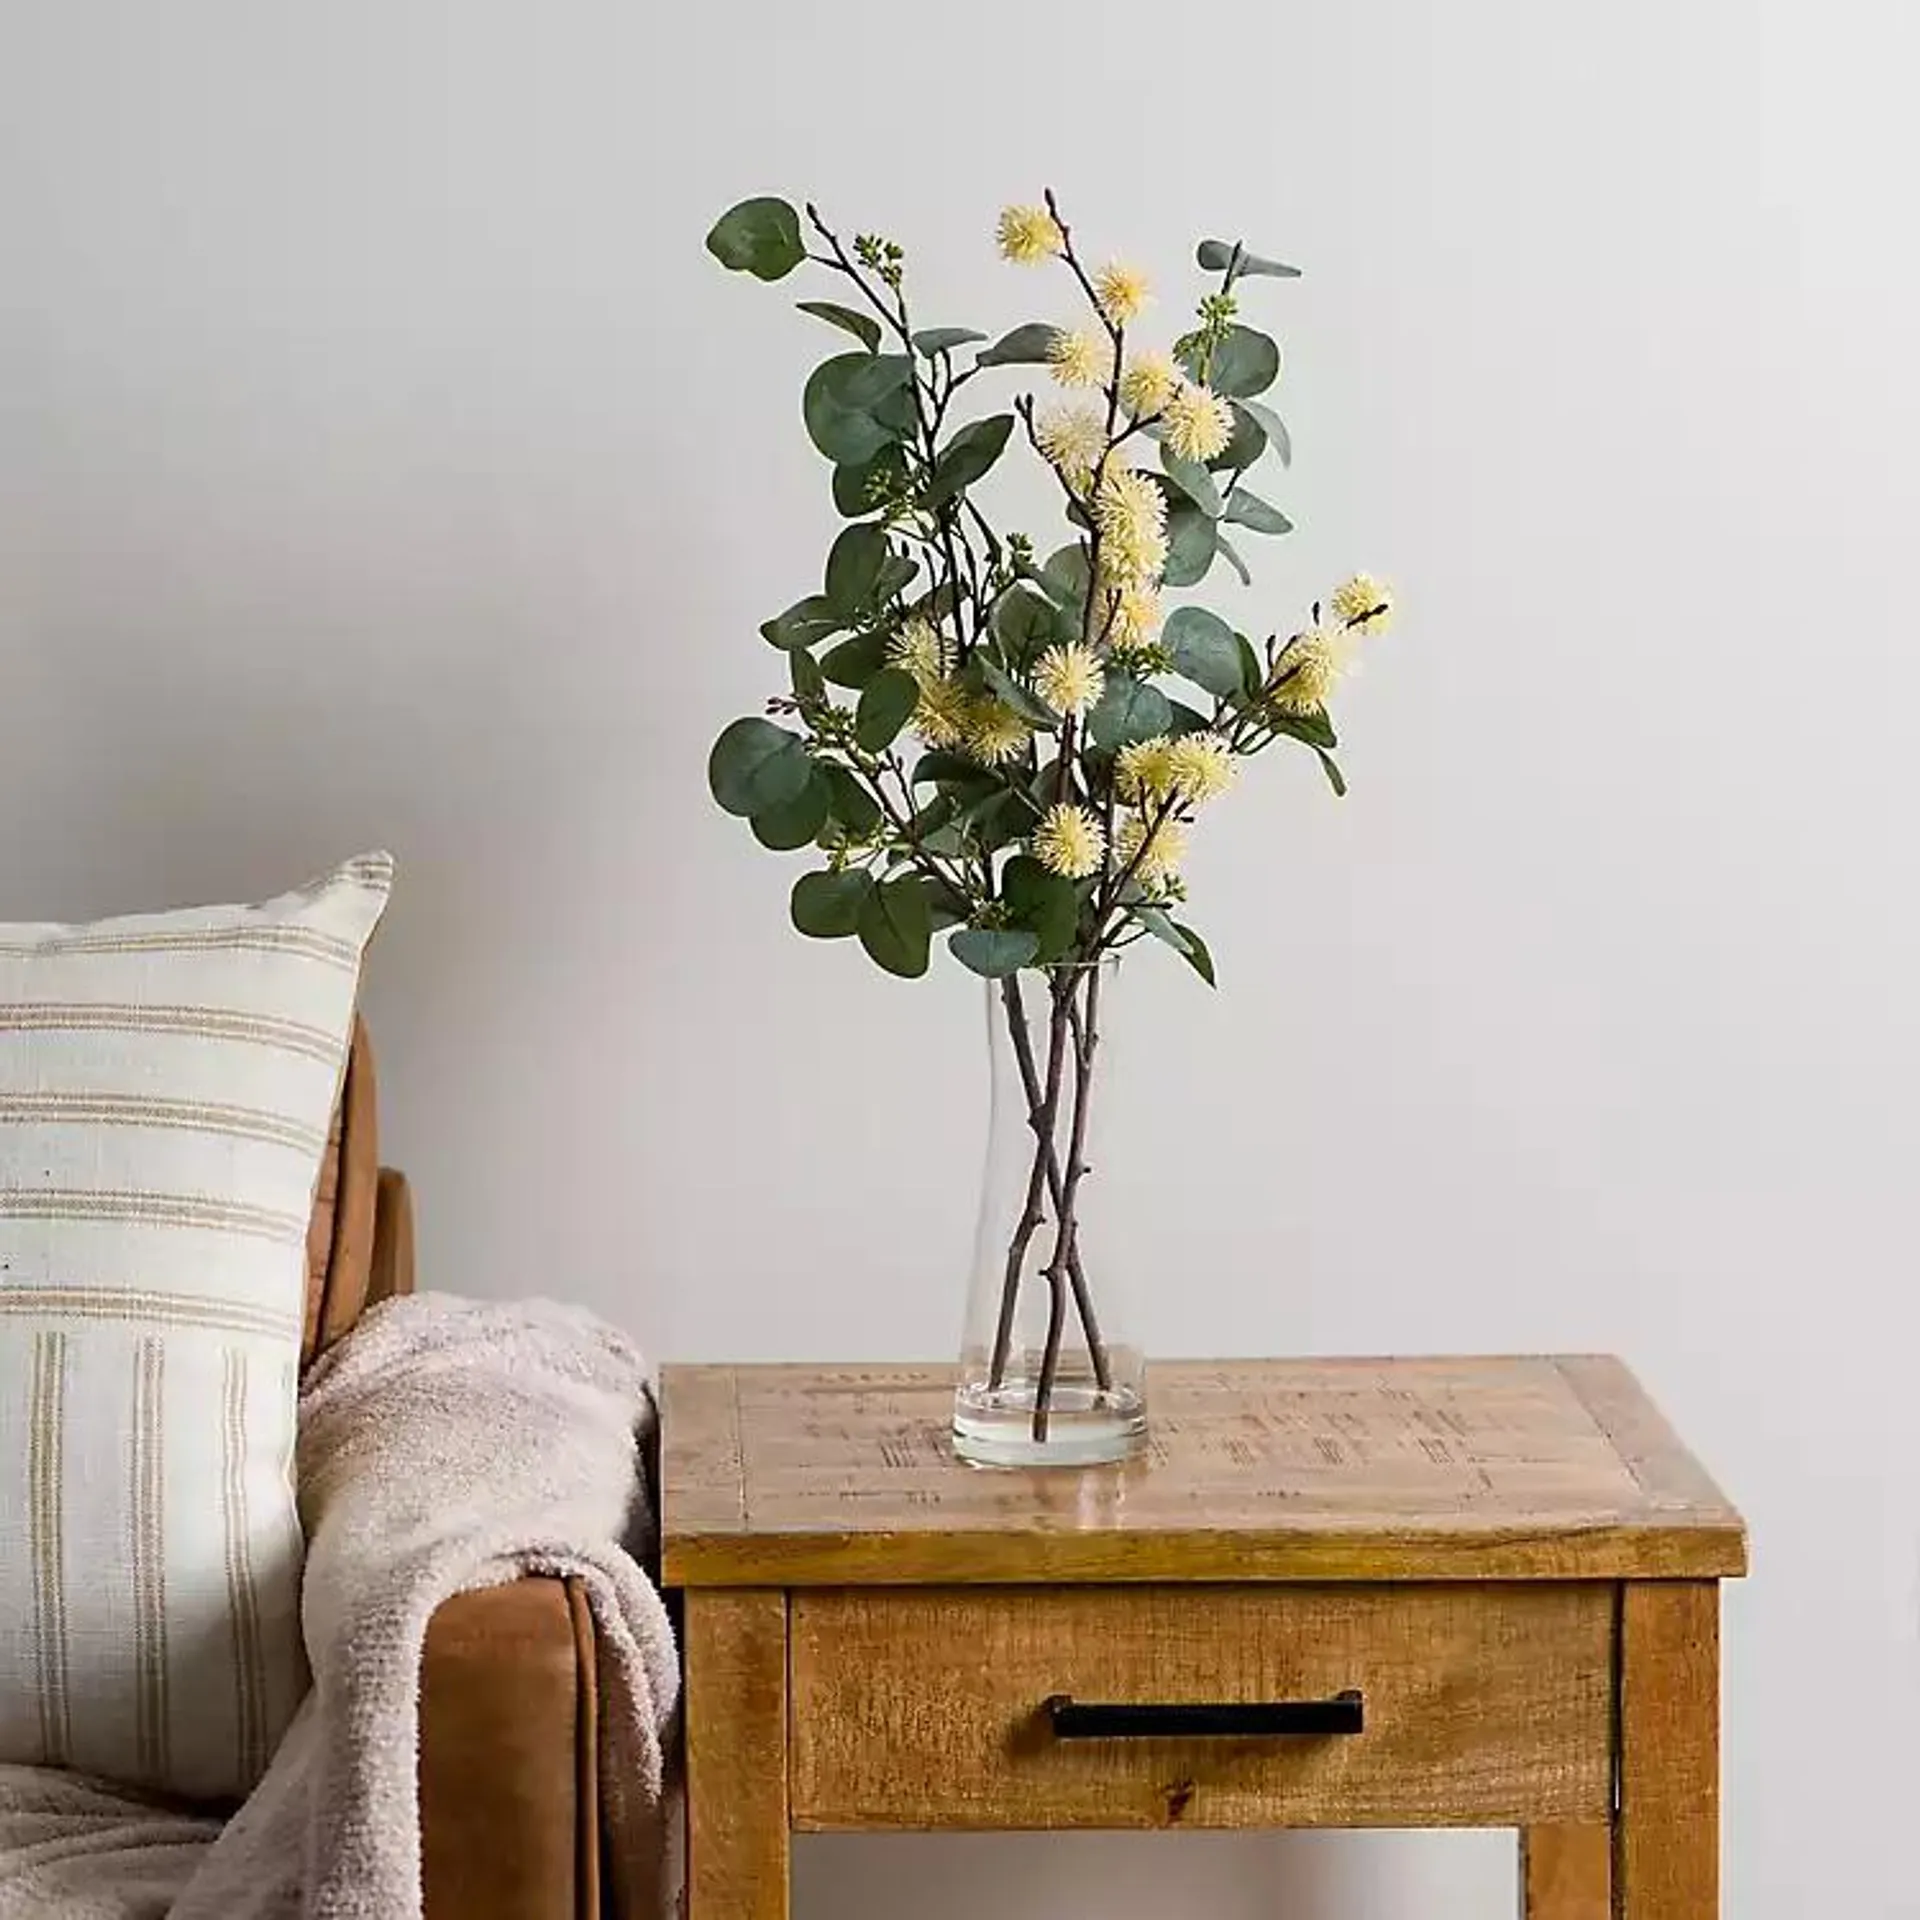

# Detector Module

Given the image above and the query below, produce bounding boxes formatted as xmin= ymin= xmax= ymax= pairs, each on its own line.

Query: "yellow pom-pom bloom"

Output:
xmin=1267 ymin=627 xmax=1350 ymax=715
xmin=912 ymin=676 xmax=971 ymax=747
xmin=1162 ymin=382 xmax=1236 ymax=463
xmin=1093 ymin=466 xmax=1169 ymax=585
xmin=1034 ymin=404 xmax=1109 ymax=488
xmin=1104 ymin=580 xmax=1162 ymax=648
xmin=1167 ymin=731 xmax=1237 ymax=803
xmin=996 ymin=204 xmax=1063 ymax=264
xmin=1329 ymin=572 xmax=1395 ymax=634
xmin=1114 ymin=734 xmax=1179 ymax=803
xmin=1031 ymin=803 xmax=1107 ymax=880
xmin=1118 ymin=351 xmax=1179 ymax=418
xmin=963 ymin=699 xmax=1033 ymax=767
xmin=1093 ymin=260 xmax=1152 ymax=326
xmin=887 ymin=616 xmax=951 ymax=690
xmin=1031 ymin=642 xmax=1106 ymax=718
xmin=1047 ymin=327 xmax=1107 ymax=389
xmin=1116 ymin=813 xmax=1188 ymax=889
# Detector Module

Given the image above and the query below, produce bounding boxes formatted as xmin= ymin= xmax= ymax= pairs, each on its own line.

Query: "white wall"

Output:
xmin=4 ymin=2 xmax=1916 ymax=1911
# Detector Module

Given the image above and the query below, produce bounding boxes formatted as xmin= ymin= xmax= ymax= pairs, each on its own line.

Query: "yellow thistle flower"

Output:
xmin=887 ymin=615 xmax=951 ymax=690
xmin=1093 ymin=466 xmax=1169 ymax=585
xmin=1031 ymin=803 xmax=1106 ymax=880
xmin=1267 ymin=627 xmax=1350 ymax=715
xmin=1034 ymin=404 xmax=1109 ymax=488
xmin=1161 ymin=382 xmax=1236 ymax=463
xmin=1167 ymin=731 xmax=1237 ymax=803
xmin=912 ymin=675 xmax=971 ymax=746
xmin=1116 ymin=812 xmax=1188 ymax=889
xmin=1328 ymin=572 xmax=1395 ymax=634
xmin=1101 ymin=579 xmax=1161 ymax=648
xmin=963 ymin=699 xmax=1033 ymax=766
xmin=1093 ymin=260 xmax=1151 ymax=326
xmin=1047 ymin=328 xmax=1107 ymax=389
xmin=1031 ymin=642 xmax=1106 ymax=718
xmin=1114 ymin=734 xmax=1179 ymax=803
xmin=996 ymin=204 xmax=1064 ymax=264
xmin=1118 ymin=351 xmax=1180 ymax=418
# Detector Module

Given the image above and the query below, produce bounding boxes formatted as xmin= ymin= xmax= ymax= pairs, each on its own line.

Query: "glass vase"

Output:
xmin=953 ymin=959 xmax=1147 ymax=1468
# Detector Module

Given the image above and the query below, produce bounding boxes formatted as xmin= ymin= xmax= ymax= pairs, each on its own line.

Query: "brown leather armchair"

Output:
xmin=303 ymin=1022 xmax=603 ymax=1919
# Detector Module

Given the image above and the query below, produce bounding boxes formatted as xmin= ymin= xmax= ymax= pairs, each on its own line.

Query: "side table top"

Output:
xmin=659 ymin=1356 xmax=1745 ymax=1587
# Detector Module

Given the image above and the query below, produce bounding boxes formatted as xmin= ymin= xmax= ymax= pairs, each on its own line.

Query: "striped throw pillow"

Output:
xmin=0 ymin=853 xmax=391 ymax=1800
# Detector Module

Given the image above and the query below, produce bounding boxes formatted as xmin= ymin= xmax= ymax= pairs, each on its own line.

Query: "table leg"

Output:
xmin=1521 ymin=1825 xmax=1609 ymax=1917
xmin=685 ymin=1588 xmax=789 ymax=1920
xmin=1615 ymin=1581 xmax=1720 ymax=1917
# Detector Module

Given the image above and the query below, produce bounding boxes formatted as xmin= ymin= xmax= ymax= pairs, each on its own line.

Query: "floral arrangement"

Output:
xmin=705 ymin=190 xmax=1393 ymax=1444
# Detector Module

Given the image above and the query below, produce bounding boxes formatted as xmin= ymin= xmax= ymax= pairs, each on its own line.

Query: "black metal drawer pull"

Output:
xmin=1043 ymin=1689 xmax=1364 ymax=1740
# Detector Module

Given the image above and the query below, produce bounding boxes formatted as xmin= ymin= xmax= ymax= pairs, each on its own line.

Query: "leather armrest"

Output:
xmin=420 ymin=1575 xmax=600 ymax=1920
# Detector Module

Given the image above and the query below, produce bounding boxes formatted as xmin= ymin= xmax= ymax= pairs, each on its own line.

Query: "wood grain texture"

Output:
xmin=789 ymin=1583 xmax=1613 ymax=1831
xmin=661 ymin=1359 xmax=1746 ymax=1586
xmin=1617 ymin=1582 xmax=1719 ymax=1918
xmin=1522 ymin=1826 xmax=1611 ymax=1919
xmin=366 ymin=1167 xmax=415 ymax=1311
xmin=684 ymin=1589 xmax=789 ymax=1920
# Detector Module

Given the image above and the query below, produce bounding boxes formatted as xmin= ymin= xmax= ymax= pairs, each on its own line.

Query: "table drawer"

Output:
xmin=790 ymin=1584 xmax=1613 ymax=1830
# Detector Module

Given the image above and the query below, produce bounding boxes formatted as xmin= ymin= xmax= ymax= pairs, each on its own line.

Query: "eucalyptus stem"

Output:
xmin=987 ymin=976 xmax=1073 ymax=1388
xmin=1033 ymin=961 xmax=1103 ymax=1439
xmin=995 ymin=975 xmax=1111 ymax=1393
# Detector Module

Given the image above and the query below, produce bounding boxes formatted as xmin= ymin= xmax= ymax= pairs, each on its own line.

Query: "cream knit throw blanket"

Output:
xmin=0 ymin=1293 xmax=681 ymax=1919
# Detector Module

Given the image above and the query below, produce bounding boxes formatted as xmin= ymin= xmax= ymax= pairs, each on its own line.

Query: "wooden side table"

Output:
xmin=662 ymin=1357 xmax=1745 ymax=1919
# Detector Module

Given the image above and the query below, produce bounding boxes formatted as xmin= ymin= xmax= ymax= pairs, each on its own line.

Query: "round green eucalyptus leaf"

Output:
xmin=832 ymin=445 xmax=907 ymax=518
xmin=822 ymin=764 xmax=883 ymax=837
xmin=751 ymin=768 xmax=832 ymax=850
xmin=913 ymin=326 xmax=988 ymax=356
xmin=1000 ymin=854 xmax=1079 ymax=962
xmin=706 ymin=197 xmax=805 ymax=280
xmin=1235 ymin=399 xmax=1292 ymax=467
xmin=1223 ymin=486 xmax=1292 ymax=536
xmin=856 ymin=875 xmax=933 ymax=978
xmin=968 ymin=789 xmax=1035 ymax=853
xmin=1040 ymin=543 xmax=1091 ymax=613
xmin=791 ymin=868 xmax=873 ymax=939
xmin=923 ymin=414 xmax=1014 ymax=509
xmin=1162 ymin=500 xmax=1220 ymax=587
xmin=949 ymin=926 xmax=1040 ymax=978
xmin=825 ymin=523 xmax=888 ymax=616
xmin=1233 ymin=633 xmax=1263 ymax=695
xmin=874 ymin=551 xmax=918 ymax=601
xmin=1208 ymin=326 xmax=1281 ymax=399
xmin=1195 ymin=239 xmax=1302 ymax=280
xmin=1209 ymin=406 xmax=1267 ymax=474
xmin=821 ymin=629 xmax=889 ymax=689
xmin=1087 ymin=675 xmax=1174 ymax=752
xmin=834 ymin=353 xmax=914 ymax=409
xmin=708 ymin=718 xmax=811 ymax=818
xmin=1131 ymin=904 xmax=1193 ymax=956
xmin=789 ymin=649 xmax=826 ymax=702
xmin=760 ymin=594 xmax=843 ymax=651
xmin=976 ymin=654 xmax=1056 ymax=727
xmin=796 ymin=300 xmax=881 ymax=351
xmin=990 ymin=585 xmax=1067 ymax=664
xmin=854 ymin=666 xmax=920 ymax=752
xmin=803 ymin=354 xmax=912 ymax=466
xmin=1162 ymin=605 xmax=1245 ymax=699
xmin=911 ymin=749 xmax=991 ymax=791
xmin=1160 ymin=450 xmax=1224 ymax=518
xmin=1173 ymin=919 xmax=1217 ymax=983
xmin=975 ymin=322 xmax=1056 ymax=367
xmin=1215 ymin=532 xmax=1253 ymax=587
